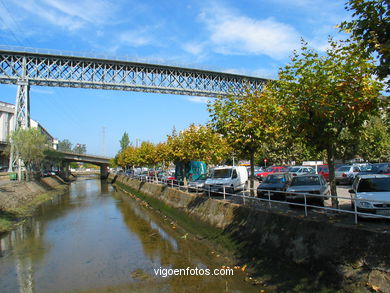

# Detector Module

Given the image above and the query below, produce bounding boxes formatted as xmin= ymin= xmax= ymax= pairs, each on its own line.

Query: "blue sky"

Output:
xmin=0 ymin=0 xmax=350 ymax=157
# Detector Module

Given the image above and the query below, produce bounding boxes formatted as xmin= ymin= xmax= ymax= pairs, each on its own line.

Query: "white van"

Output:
xmin=204 ymin=166 xmax=248 ymax=194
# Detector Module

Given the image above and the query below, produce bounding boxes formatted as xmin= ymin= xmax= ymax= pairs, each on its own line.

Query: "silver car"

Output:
xmin=349 ymin=174 xmax=390 ymax=218
xmin=288 ymin=166 xmax=315 ymax=177
xmin=188 ymin=174 xmax=208 ymax=192
xmin=335 ymin=165 xmax=361 ymax=185
xmin=286 ymin=174 xmax=330 ymax=205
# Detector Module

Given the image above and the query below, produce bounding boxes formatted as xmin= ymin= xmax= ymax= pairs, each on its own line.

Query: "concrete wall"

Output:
xmin=114 ymin=175 xmax=390 ymax=291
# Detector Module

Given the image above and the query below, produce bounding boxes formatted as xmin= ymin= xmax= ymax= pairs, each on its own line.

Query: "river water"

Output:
xmin=0 ymin=178 xmax=259 ymax=292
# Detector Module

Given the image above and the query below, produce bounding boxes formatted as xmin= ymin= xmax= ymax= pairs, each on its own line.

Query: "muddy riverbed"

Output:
xmin=0 ymin=179 xmax=260 ymax=293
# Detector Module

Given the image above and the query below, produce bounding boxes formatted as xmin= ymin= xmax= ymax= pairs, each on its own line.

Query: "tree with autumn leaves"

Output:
xmin=208 ymin=86 xmax=286 ymax=193
xmin=115 ymin=124 xmax=230 ymax=183
xmin=273 ymin=39 xmax=384 ymax=207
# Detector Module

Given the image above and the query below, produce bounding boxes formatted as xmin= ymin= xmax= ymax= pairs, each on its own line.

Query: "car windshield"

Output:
xmin=264 ymin=167 xmax=274 ymax=172
xmin=318 ymin=166 xmax=329 ymax=172
xmin=289 ymin=167 xmax=301 ymax=172
xmin=212 ymin=168 xmax=232 ymax=178
xmin=337 ymin=166 xmax=351 ymax=172
xmin=357 ymin=178 xmax=390 ymax=192
xmin=264 ymin=174 xmax=286 ymax=183
xmin=291 ymin=176 xmax=320 ymax=186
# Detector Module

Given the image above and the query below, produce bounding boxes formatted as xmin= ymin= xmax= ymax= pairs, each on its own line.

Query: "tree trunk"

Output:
xmin=182 ymin=163 xmax=187 ymax=186
xmin=327 ymin=143 xmax=339 ymax=208
xmin=250 ymin=151 xmax=255 ymax=197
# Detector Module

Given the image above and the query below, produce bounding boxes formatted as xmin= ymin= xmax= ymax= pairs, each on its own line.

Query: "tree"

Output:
xmin=118 ymin=145 xmax=137 ymax=169
xmin=7 ymin=128 xmax=49 ymax=180
xmin=57 ymin=139 xmax=73 ymax=152
xmin=136 ymin=141 xmax=158 ymax=168
xmin=119 ymin=132 xmax=130 ymax=151
xmin=73 ymin=143 xmax=86 ymax=154
xmin=155 ymin=142 xmax=170 ymax=169
xmin=357 ymin=114 xmax=390 ymax=161
xmin=339 ymin=0 xmax=390 ymax=82
xmin=166 ymin=124 xmax=231 ymax=184
xmin=274 ymin=39 xmax=384 ymax=207
xmin=208 ymin=85 xmax=286 ymax=193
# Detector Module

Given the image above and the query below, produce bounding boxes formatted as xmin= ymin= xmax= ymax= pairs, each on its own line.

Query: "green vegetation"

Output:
xmin=0 ymin=185 xmax=67 ymax=234
xmin=339 ymin=0 xmax=389 ymax=81
xmin=73 ymin=143 xmax=87 ymax=154
xmin=7 ymin=128 xmax=49 ymax=181
xmin=57 ymin=139 xmax=73 ymax=152
xmin=116 ymin=124 xmax=230 ymax=175
xmin=208 ymin=85 xmax=286 ymax=191
xmin=119 ymin=131 xmax=130 ymax=151
xmin=273 ymin=38 xmax=383 ymax=207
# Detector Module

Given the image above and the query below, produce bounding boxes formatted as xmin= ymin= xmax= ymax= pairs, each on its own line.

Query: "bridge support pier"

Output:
xmin=100 ymin=164 xmax=109 ymax=179
xmin=61 ymin=161 xmax=70 ymax=180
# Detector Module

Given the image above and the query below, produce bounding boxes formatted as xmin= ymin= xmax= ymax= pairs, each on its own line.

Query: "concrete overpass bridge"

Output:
xmin=49 ymin=150 xmax=110 ymax=179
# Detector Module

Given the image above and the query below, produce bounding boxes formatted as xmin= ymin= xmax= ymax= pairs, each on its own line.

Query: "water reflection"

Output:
xmin=0 ymin=179 xmax=259 ymax=292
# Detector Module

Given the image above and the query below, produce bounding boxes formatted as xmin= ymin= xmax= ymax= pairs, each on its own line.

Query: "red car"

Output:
xmin=256 ymin=166 xmax=287 ymax=180
xmin=317 ymin=165 xmax=329 ymax=181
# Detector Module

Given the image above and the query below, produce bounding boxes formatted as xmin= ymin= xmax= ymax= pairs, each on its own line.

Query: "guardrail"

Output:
xmin=120 ymin=174 xmax=390 ymax=225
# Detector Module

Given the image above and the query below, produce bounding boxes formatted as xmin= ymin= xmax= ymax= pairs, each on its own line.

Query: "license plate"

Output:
xmin=377 ymin=210 xmax=390 ymax=216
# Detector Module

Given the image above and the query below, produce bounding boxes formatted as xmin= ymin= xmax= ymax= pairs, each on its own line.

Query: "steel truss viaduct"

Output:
xmin=0 ymin=47 xmax=269 ymax=170
xmin=0 ymin=48 xmax=269 ymax=129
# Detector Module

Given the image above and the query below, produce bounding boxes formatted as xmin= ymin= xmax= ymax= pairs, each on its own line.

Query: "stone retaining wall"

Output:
xmin=113 ymin=175 xmax=390 ymax=291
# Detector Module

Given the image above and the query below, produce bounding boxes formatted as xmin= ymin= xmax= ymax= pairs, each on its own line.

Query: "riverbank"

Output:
xmin=112 ymin=175 xmax=390 ymax=293
xmin=0 ymin=176 xmax=68 ymax=234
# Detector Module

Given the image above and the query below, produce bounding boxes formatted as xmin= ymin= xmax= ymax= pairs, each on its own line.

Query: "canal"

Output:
xmin=0 ymin=178 xmax=259 ymax=292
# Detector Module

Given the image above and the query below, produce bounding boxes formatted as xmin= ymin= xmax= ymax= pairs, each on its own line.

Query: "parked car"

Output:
xmin=371 ymin=163 xmax=390 ymax=175
xmin=257 ymin=172 xmax=292 ymax=200
xmin=137 ymin=171 xmax=149 ymax=180
xmin=256 ymin=166 xmax=287 ymax=181
xmin=188 ymin=174 xmax=208 ymax=192
xmin=286 ymin=174 xmax=330 ymax=205
xmin=204 ymin=166 xmax=248 ymax=194
xmin=161 ymin=173 xmax=176 ymax=184
xmin=349 ymin=174 xmax=390 ymax=218
xmin=288 ymin=166 xmax=315 ymax=177
xmin=317 ymin=165 xmax=329 ymax=181
xmin=335 ymin=165 xmax=361 ymax=185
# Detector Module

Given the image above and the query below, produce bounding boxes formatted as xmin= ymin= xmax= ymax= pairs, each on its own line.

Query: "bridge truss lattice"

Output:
xmin=0 ymin=48 xmax=269 ymax=170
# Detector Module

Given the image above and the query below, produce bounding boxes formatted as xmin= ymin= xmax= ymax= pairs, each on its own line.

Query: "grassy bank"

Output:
xmin=115 ymin=181 xmax=237 ymax=252
xmin=0 ymin=183 xmax=68 ymax=234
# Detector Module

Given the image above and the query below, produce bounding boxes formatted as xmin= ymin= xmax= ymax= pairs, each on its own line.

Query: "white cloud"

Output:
xmin=199 ymin=7 xmax=301 ymax=60
xmin=11 ymin=0 xmax=115 ymax=31
xmin=182 ymin=42 xmax=205 ymax=56
xmin=42 ymin=0 xmax=112 ymax=24
xmin=119 ymin=30 xmax=154 ymax=47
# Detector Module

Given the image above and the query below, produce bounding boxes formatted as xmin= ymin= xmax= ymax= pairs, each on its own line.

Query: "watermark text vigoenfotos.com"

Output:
xmin=154 ymin=266 xmax=234 ymax=278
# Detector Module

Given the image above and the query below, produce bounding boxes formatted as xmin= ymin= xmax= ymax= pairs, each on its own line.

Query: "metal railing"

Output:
xmin=120 ymin=174 xmax=390 ymax=225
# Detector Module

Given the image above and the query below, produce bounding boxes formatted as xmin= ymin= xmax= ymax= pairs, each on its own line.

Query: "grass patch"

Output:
xmin=115 ymin=181 xmax=237 ymax=252
xmin=0 ymin=185 xmax=68 ymax=234
xmin=0 ymin=213 xmax=15 ymax=232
